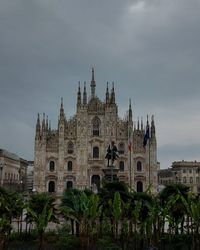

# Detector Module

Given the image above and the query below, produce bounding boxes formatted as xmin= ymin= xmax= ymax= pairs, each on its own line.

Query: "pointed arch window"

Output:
xmin=93 ymin=146 xmax=99 ymax=158
xmin=67 ymin=161 xmax=73 ymax=171
xmin=118 ymin=143 xmax=125 ymax=154
xmin=92 ymin=117 xmax=100 ymax=136
xmin=68 ymin=142 xmax=74 ymax=154
xmin=137 ymin=161 xmax=142 ymax=171
xmin=49 ymin=161 xmax=55 ymax=172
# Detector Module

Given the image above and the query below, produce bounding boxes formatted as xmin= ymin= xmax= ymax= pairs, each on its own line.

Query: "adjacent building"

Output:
xmin=0 ymin=149 xmax=28 ymax=191
xmin=158 ymin=161 xmax=200 ymax=193
xmin=34 ymin=69 xmax=159 ymax=195
xmin=27 ymin=161 xmax=34 ymax=193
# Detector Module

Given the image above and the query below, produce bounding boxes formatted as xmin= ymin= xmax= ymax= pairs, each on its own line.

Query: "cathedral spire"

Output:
xmin=90 ymin=67 xmax=96 ymax=98
xmin=151 ymin=115 xmax=156 ymax=137
xmin=49 ymin=120 xmax=51 ymax=132
xmin=35 ymin=113 xmax=41 ymax=138
xmin=141 ymin=117 xmax=144 ymax=130
xmin=106 ymin=82 xmax=110 ymax=104
xmin=83 ymin=81 xmax=87 ymax=105
xmin=137 ymin=117 xmax=140 ymax=130
xmin=60 ymin=97 xmax=65 ymax=119
xmin=110 ymin=82 xmax=115 ymax=104
xmin=46 ymin=115 xmax=49 ymax=131
xmin=42 ymin=113 xmax=45 ymax=131
xmin=77 ymin=81 xmax=82 ymax=106
xmin=128 ymin=99 xmax=132 ymax=121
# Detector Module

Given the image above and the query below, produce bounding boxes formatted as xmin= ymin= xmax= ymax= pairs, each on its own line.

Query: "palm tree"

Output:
xmin=0 ymin=187 xmax=24 ymax=249
xmin=160 ymin=184 xmax=190 ymax=235
xmin=181 ymin=194 xmax=200 ymax=249
xmin=26 ymin=193 xmax=58 ymax=250
xmin=60 ymin=188 xmax=83 ymax=235
xmin=98 ymin=181 xmax=129 ymax=236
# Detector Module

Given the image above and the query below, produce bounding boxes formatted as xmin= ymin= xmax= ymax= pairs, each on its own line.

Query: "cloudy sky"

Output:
xmin=0 ymin=0 xmax=200 ymax=168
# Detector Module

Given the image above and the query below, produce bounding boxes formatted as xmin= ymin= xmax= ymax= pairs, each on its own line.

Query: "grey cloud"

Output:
xmin=0 ymin=0 xmax=200 ymax=167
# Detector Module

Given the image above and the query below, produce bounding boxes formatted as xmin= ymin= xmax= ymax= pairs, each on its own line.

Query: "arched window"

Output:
xmin=48 ymin=181 xmax=55 ymax=193
xmin=49 ymin=161 xmax=55 ymax=172
xmin=137 ymin=181 xmax=143 ymax=192
xmin=92 ymin=117 xmax=100 ymax=136
xmin=119 ymin=161 xmax=124 ymax=172
xmin=93 ymin=146 xmax=99 ymax=158
xmin=66 ymin=181 xmax=73 ymax=189
xmin=137 ymin=161 xmax=142 ymax=171
xmin=68 ymin=142 xmax=74 ymax=154
xmin=118 ymin=143 xmax=125 ymax=154
xmin=68 ymin=161 xmax=73 ymax=171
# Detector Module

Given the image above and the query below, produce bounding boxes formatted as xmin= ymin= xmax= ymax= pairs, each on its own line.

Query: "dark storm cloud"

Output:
xmin=0 ymin=0 xmax=200 ymax=167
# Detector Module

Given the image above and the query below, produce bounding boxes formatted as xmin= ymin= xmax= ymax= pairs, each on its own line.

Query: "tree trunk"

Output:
xmin=38 ymin=230 xmax=44 ymax=250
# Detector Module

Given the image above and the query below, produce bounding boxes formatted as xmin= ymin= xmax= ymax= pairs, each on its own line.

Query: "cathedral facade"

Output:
xmin=34 ymin=69 xmax=159 ymax=194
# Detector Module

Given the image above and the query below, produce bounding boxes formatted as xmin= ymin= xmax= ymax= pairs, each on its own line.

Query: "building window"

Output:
xmin=183 ymin=169 xmax=186 ymax=173
xmin=48 ymin=181 xmax=55 ymax=193
xmin=93 ymin=146 xmax=99 ymax=158
xmin=183 ymin=176 xmax=187 ymax=183
xmin=137 ymin=161 xmax=142 ymax=171
xmin=189 ymin=169 xmax=192 ymax=174
xmin=66 ymin=181 xmax=73 ymax=189
xmin=118 ymin=143 xmax=125 ymax=154
xmin=49 ymin=161 xmax=55 ymax=172
xmin=196 ymin=177 xmax=199 ymax=183
xmin=68 ymin=161 xmax=73 ymax=171
xmin=68 ymin=142 xmax=74 ymax=154
xmin=5 ymin=173 xmax=7 ymax=180
xmin=119 ymin=161 xmax=124 ymax=172
xmin=190 ymin=177 xmax=193 ymax=183
xmin=92 ymin=117 xmax=100 ymax=136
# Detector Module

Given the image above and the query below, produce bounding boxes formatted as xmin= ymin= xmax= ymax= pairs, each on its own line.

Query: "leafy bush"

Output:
xmin=97 ymin=236 xmax=121 ymax=250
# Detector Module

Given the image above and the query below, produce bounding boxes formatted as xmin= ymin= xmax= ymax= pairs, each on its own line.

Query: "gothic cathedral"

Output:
xmin=34 ymin=69 xmax=159 ymax=194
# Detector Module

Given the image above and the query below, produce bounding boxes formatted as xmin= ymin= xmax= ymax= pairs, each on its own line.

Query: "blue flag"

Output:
xmin=143 ymin=125 xmax=150 ymax=147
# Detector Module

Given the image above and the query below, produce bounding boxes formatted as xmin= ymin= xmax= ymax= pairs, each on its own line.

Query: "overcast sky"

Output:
xmin=0 ymin=0 xmax=200 ymax=168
